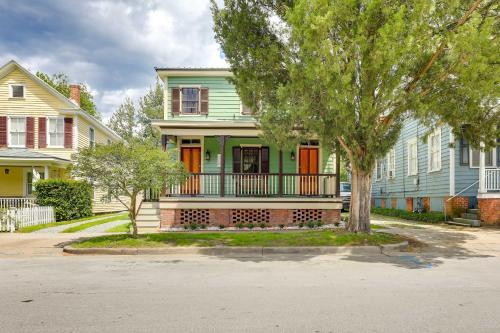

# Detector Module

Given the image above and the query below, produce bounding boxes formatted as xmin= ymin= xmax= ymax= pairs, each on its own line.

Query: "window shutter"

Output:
xmin=38 ymin=117 xmax=47 ymax=148
xmin=460 ymin=137 xmax=469 ymax=165
xmin=200 ymin=88 xmax=209 ymax=115
xmin=171 ymin=88 xmax=180 ymax=115
xmin=261 ymin=147 xmax=269 ymax=173
xmin=64 ymin=117 xmax=73 ymax=148
xmin=26 ymin=117 xmax=35 ymax=148
xmin=232 ymin=147 xmax=241 ymax=173
xmin=0 ymin=116 xmax=7 ymax=147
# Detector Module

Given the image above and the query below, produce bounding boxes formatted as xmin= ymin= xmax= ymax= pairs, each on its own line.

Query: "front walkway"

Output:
xmin=33 ymin=214 xmax=127 ymax=234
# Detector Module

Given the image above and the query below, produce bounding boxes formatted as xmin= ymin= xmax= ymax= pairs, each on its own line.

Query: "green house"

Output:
xmin=142 ymin=68 xmax=342 ymax=232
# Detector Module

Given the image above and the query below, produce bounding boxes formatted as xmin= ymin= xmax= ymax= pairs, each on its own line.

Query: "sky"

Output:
xmin=0 ymin=0 xmax=227 ymax=120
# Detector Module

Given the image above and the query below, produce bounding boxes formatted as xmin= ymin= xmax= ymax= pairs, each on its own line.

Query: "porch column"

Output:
xmin=218 ymin=135 xmax=228 ymax=197
xmin=278 ymin=150 xmax=283 ymax=195
xmin=44 ymin=165 xmax=49 ymax=179
xmin=479 ymin=141 xmax=486 ymax=193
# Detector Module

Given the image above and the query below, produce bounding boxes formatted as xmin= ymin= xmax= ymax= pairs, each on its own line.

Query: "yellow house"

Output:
xmin=0 ymin=60 xmax=124 ymax=213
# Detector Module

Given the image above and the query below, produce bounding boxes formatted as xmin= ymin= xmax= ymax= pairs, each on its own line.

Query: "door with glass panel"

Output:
xmin=181 ymin=147 xmax=201 ymax=195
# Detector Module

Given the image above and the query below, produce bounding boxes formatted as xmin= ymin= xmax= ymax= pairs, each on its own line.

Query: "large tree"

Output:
xmin=36 ymin=72 xmax=99 ymax=118
xmin=71 ymin=140 xmax=186 ymax=236
xmin=108 ymin=97 xmax=138 ymax=141
xmin=212 ymin=0 xmax=499 ymax=232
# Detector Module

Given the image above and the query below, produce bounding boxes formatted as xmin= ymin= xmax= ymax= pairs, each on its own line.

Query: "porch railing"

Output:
xmin=166 ymin=173 xmax=336 ymax=197
xmin=485 ymin=168 xmax=500 ymax=191
xmin=0 ymin=197 xmax=37 ymax=210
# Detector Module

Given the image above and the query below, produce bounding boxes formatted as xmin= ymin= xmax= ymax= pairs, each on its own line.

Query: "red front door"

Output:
xmin=299 ymin=147 xmax=319 ymax=195
xmin=181 ymin=147 xmax=201 ymax=194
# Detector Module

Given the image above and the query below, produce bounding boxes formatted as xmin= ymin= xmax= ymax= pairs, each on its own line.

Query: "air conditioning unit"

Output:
xmin=388 ymin=170 xmax=394 ymax=178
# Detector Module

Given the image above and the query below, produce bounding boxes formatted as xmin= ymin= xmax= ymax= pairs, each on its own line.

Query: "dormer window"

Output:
xmin=10 ymin=84 xmax=25 ymax=98
xmin=181 ymin=88 xmax=200 ymax=114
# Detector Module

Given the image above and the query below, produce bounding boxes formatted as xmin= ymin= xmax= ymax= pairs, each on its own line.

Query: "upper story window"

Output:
xmin=407 ymin=137 xmax=418 ymax=176
xmin=375 ymin=159 xmax=384 ymax=180
xmin=9 ymin=117 xmax=26 ymax=147
xmin=181 ymin=88 xmax=200 ymax=114
xmin=387 ymin=149 xmax=396 ymax=179
xmin=428 ymin=128 xmax=441 ymax=172
xmin=10 ymin=84 xmax=25 ymax=98
xmin=89 ymin=127 xmax=95 ymax=148
xmin=48 ymin=118 xmax=64 ymax=147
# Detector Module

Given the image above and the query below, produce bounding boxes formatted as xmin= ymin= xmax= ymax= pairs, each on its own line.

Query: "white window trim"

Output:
xmin=179 ymin=85 xmax=201 ymax=115
xmin=240 ymin=102 xmax=252 ymax=116
xmin=89 ymin=127 xmax=96 ymax=147
xmin=9 ymin=83 xmax=26 ymax=99
xmin=387 ymin=149 xmax=396 ymax=179
xmin=7 ymin=116 xmax=27 ymax=148
xmin=407 ymin=137 xmax=418 ymax=176
xmin=469 ymin=147 xmax=497 ymax=168
xmin=46 ymin=116 xmax=65 ymax=148
xmin=375 ymin=159 xmax=384 ymax=181
xmin=427 ymin=128 xmax=442 ymax=173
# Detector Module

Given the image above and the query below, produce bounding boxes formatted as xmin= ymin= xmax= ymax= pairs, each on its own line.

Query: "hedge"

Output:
xmin=34 ymin=179 xmax=93 ymax=221
xmin=371 ymin=207 xmax=445 ymax=223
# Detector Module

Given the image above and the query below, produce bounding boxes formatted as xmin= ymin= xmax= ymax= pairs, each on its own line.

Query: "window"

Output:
xmin=89 ymin=128 xmax=95 ymax=148
xmin=9 ymin=117 xmax=26 ymax=147
xmin=26 ymin=171 xmax=45 ymax=195
xmin=387 ymin=149 xmax=396 ymax=179
xmin=340 ymin=183 xmax=351 ymax=192
xmin=375 ymin=159 xmax=384 ymax=180
xmin=471 ymin=149 xmax=494 ymax=167
xmin=233 ymin=147 xmax=269 ymax=174
xmin=48 ymin=118 xmax=64 ymax=147
xmin=181 ymin=88 xmax=200 ymax=114
xmin=10 ymin=84 xmax=25 ymax=98
xmin=407 ymin=138 xmax=418 ymax=176
xmin=460 ymin=137 xmax=469 ymax=165
xmin=428 ymin=128 xmax=441 ymax=172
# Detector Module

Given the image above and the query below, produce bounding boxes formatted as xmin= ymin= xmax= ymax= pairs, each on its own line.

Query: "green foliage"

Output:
xmin=70 ymin=139 xmax=187 ymax=235
xmin=298 ymin=222 xmax=304 ymax=228
xmin=259 ymin=222 xmax=267 ymax=229
xmin=34 ymin=179 xmax=93 ymax=221
xmin=371 ymin=207 xmax=445 ymax=223
xmin=306 ymin=221 xmax=316 ymax=229
xmin=278 ymin=224 xmax=285 ymax=229
xmin=36 ymin=71 xmax=99 ymax=118
xmin=247 ymin=223 xmax=254 ymax=229
xmin=189 ymin=223 xmax=199 ymax=230
xmin=108 ymin=97 xmax=137 ymax=141
xmin=200 ymin=223 xmax=207 ymax=230
xmin=236 ymin=222 xmax=244 ymax=229
xmin=219 ymin=224 xmax=226 ymax=229
xmin=316 ymin=221 xmax=323 ymax=228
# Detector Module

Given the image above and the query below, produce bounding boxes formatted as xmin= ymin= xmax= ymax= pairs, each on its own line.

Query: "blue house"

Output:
xmin=371 ymin=119 xmax=500 ymax=225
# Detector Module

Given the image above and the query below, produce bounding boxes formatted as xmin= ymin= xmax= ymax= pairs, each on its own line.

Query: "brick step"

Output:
xmin=448 ymin=217 xmax=481 ymax=227
xmin=467 ymin=208 xmax=479 ymax=214
xmin=461 ymin=213 xmax=478 ymax=220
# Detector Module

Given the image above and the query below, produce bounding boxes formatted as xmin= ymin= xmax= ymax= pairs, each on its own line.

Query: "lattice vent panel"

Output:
xmin=231 ymin=209 xmax=270 ymax=224
xmin=292 ymin=209 xmax=324 ymax=223
xmin=179 ymin=209 xmax=210 ymax=224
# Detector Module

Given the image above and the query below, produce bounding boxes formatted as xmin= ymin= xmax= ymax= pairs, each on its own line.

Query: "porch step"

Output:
xmin=137 ymin=208 xmax=160 ymax=215
xmin=461 ymin=213 xmax=479 ymax=220
xmin=449 ymin=217 xmax=481 ymax=227
xmin=136 ymin=201 xmax=160 ymax=234
xmin=135 ymin=214 xmax=160 ymax=221
xmin=136 ymin=220 xmax=160 ymax=228
xmin=468 ymin=208 xmax=479 ymax=214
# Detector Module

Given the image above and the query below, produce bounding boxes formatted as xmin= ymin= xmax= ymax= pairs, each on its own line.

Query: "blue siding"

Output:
xmin=454 ymin=145 xmax=480 ymax=196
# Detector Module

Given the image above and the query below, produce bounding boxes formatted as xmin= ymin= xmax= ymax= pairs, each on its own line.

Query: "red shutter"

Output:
xmin=200 ymin=88 xmax=209 ymax=115
xmin=26 ymin=117 xmax=35 ymax=148
xmin=38 ymin=117 xmax=47 ymax=148
xmin=0 ymin=116 xmax=7 ymax=147
xmin=64 ymin=117 xmax=73 ymax=148
xmin=171 ymin=88 xmax=180 ymax=115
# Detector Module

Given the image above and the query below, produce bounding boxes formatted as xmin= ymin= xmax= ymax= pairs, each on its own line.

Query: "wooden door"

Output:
xmin=181 ymin=147 xmax=201 ymax=194
xmin=299 ymin=148 xmax=319 ymax=195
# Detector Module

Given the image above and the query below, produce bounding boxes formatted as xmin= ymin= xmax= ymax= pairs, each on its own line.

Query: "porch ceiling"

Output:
xmin=152 ymin=120 xmax=261 ymax=136
xmin=0 ymin=149 xmax=71 ymax=167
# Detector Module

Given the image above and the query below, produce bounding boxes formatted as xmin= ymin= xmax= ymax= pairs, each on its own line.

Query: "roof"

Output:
xmin=0 ymin=60 xmax=122 ymax=141
xmin=154 ymin=67 xmax=230 ymax=71
xmin=0 ymin=148 xmax=71 ymax=164
xmin=155 ymin=67 xmax=233 ymax=78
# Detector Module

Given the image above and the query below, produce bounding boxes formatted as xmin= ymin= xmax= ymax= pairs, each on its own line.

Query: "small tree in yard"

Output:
xmin=212 ymin=0 xmax=499 ymax=232
xmin=71 ymin=140 xmax=187 ymax=236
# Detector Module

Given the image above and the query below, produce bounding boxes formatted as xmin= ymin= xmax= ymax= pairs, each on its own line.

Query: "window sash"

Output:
xmin=89 ymin=128 xmax=95 ymax=147
xmin=181 ymin=88 xmax=200 ymax=114
xmin=48 ymin=118 xmax=64 ymax=146
xmin=407 ymin=140 xmax=418 ymax=175
xmin=9 ymin=117 xmax=26 ymax=146
xmin=387 ymin=149 xmax=395 ymax=178
xmin=428 ymin=130 xmax=441 ymax=171
xmin=11 ymin=85 xmax=24 ymax=98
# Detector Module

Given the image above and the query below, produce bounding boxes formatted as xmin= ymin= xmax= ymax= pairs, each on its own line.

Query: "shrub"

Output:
xmin=298 ymin=222 xmax=304 ymax=228
xmin=219 ymin=224 xmax=225 ymax=229
xmin=183 ymin=225 xmax=189 ymax=230
xmin=34 ymin=179 xmax=92 ymax=221
xmin=316 ymin=221 xmax=323 ymax=228
xmin=200 ymin=223 xmax=207 ymax=229
xmin=259 ymin=222 xmax=267 ymax=229
xmin=236 ymin=222 xmax=244 ymax=229
xmin=278 ymin=224 xmax=285 ymax=229
xmin=247 ymin=223 xmax=254 ymax=229
xmin=371 ymin=207 xmax=445 ymax=223
xmin=189 ymin=223 xmax=198 ymax=230
xmin=306 ymin=221 xmax=316 ymax=229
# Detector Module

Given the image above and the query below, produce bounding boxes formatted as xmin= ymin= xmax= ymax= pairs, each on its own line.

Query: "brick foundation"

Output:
xmin=381 ymin=199 xmax=386 ymax=208
xmin=422 ymin=197 xmax=430 ymax=212
xmin=391 ymin=198 xmax=397 ymax=209
xmin=405 ymin=198 xmax=413 ymax=212
xmin=444 ymin=196 xmax=469 ymax=217
xmin=160 ymin=208 xmax=341 ymax=229
xmin=478 ymin=198 xmax=500 ymax=225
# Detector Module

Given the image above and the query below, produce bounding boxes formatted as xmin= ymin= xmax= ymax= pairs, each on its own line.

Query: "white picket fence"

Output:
xmin=0 ymin=197 xmax=37 ymax=209
xmin=0 ymin=206 xmax=55 ymax=232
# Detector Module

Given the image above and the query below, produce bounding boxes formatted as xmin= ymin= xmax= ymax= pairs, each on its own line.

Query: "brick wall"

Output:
xmin=422 ymin=197 xmax=430 ymax=212
xmin=405 ymin=198 xmax=413 ymax=212
xmin=381 ymin=199 xmax=386 ymax=208
xmin=391 ymin=198 xmax=397 ymax=209
xmin=444 ymin=196 xmax=469 ymax=217
xmin=478 ymin=198 xmax=500 ymax=225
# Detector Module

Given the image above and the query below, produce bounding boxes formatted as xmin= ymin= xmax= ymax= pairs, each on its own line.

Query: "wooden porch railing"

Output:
xmin=0 ymin=197 xmax=37 ymax=209
xmin=485 ymin=168 xmax=500 ymax=191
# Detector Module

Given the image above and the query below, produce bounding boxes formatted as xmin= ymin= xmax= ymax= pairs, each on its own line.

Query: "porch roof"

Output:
xmin=152 ymin=119 xmax=261 ymax=136
xmin=0 ymin=149 xmax=71 ymax=166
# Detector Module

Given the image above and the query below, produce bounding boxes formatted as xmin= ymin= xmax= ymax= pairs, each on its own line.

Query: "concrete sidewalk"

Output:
xmin=33 ymin=213 xmax=126 ymax=234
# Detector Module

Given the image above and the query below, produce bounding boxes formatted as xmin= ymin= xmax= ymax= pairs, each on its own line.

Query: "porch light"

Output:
xmin=290 ymin=151 xmax=295 ymax=161
xmin=205 ymin=150 xmax=211 ymax=161
xmin=4 ymin=168 xmax=9 ymax=175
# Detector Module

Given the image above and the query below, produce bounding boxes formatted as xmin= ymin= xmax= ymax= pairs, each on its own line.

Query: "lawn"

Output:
xmin=17 ymin=212 xmax=127 ymax=233
xmin=61 ymin=213 xmax=129 ymax=233
xmin=72 ymin=230 xmax=406 ymax=248
xmin=105 ymin=222 xmax=131 ymax=233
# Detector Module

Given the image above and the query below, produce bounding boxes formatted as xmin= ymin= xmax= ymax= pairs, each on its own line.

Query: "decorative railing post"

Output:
xmin=478 ymin=141 xmax=486 ymax=193
xmin=278 ymin=150 xmax=283 ymax=196
xmin=218 ymin=135 xmax=228 ymax=197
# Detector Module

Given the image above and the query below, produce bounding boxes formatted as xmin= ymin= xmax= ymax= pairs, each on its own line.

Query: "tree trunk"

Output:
xmin=130 ymin=193 xmax=138 ymax=237
xmin=347 ymin=166 xmax=372 ymax=233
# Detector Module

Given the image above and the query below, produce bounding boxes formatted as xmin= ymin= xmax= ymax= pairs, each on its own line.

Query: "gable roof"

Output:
xmin=0 ymin=60 xmax=121 ymax=141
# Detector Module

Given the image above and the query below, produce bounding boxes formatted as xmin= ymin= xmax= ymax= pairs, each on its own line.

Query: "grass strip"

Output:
xmin=105 ymin=222 xmax=131 ymax=233
xmin=61 ymin=213 xmax=129 ymax=233
xmin=18 ymin=212 xmax=127 ymax=233
xmin=72 ymin=230 xmax=405 ymax=248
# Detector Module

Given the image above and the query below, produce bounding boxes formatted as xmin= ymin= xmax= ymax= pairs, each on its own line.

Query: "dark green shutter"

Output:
xmin=232 ymin=147 xmax=241 ymax=173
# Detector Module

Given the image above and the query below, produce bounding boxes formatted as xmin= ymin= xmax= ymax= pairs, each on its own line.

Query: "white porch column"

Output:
xmin=44 ymin=165 xmax=49 ymax=179
xmin=478 ymin=142 xmax=486 ymax=193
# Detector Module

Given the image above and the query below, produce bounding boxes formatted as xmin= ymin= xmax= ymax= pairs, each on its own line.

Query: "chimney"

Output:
xmin=69 ymin=84 xmax=81 ymax=106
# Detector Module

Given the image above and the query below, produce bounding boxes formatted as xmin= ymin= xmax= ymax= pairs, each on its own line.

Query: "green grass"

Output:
xmin=17 ymin=212 xmax=127 ymax=233
xmin=60 ymin=213 xmax=129 ymax=233
xmin=105 ymin=222 xmax=131 ymax=233
xmin=72 ymin=230 xmax=405 ymax=248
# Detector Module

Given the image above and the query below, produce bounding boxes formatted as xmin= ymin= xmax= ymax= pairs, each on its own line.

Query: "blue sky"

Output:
xmin=0 ymin=0 xmax=227 ymax=120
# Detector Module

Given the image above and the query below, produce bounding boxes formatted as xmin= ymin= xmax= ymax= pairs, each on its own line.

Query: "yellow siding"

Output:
xmin=77 ymin=116 xmax=110 ymax=149
xmin=92 ymin=188 xmax=128 ymax=214
xmin=0 ymin=166 xmax=24 ymax=196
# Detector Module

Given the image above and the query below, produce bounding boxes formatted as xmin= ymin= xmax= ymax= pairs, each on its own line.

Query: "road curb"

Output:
xmin=63 ymin=241 xmax=409 ymax=256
